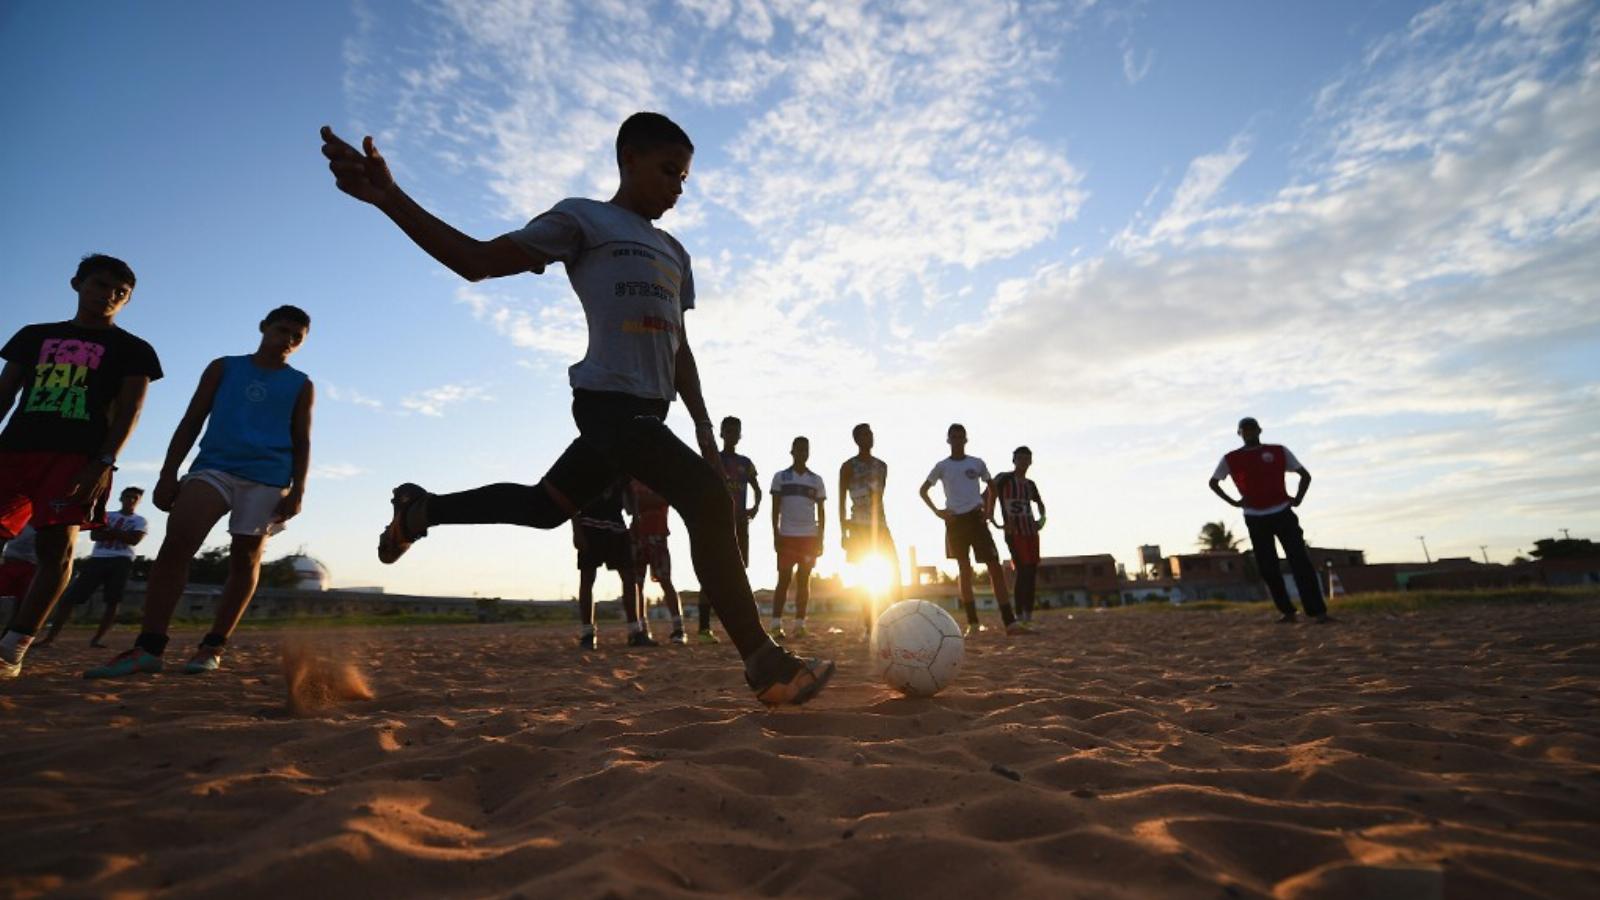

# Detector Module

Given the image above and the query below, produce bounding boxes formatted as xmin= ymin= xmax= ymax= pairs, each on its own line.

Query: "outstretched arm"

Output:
xmin=320 ymin=126 xmax=547 ymax=282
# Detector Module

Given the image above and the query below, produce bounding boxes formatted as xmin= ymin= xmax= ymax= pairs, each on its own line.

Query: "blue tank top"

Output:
xmin=191 ymin=356 xmax=307 ymax=487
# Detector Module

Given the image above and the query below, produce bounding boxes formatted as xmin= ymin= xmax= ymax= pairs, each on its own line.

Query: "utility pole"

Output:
xmin=1560 ymin=528 xmax=1571 ymax=540
xmin=1417 ymin=535 xmax=1431 ymax=564
xmin=1479 ymin=545 xmax=1489 ymax=564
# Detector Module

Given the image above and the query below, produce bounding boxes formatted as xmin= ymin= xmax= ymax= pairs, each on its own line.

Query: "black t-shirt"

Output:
xmin=0 ymin=321 xmax=163 ymax=454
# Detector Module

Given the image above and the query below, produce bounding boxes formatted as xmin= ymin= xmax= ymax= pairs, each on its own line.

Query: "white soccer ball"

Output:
xmin=872 ymin=599 xmax=965 ymax=697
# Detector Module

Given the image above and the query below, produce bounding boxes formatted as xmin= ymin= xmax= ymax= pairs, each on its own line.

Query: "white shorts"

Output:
xmin=183 ymin=469 xmax=289 ymax=537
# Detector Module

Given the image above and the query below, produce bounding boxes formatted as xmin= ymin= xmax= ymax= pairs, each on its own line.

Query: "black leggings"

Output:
xmin=1014 ymin=564 xmax=1037 ymax=617
xmin=426 ymin=389 xmax=767 ymax=657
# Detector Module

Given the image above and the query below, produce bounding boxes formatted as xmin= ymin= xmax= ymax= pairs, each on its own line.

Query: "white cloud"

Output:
xmin=322 ymin=383 xmax=385 ymax=410
xmin=312 ymin=462 xmax=369 ymax=481
xmin=399 ymin=382 xmax=493 ymax=417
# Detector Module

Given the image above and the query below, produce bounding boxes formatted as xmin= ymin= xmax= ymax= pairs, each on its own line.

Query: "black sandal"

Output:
xmin=377 ymin=483 xmax=429 ymax=564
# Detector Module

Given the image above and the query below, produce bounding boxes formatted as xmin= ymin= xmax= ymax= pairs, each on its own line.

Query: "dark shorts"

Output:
xmin=0 ymin=451 xmax=111 ymax=539
xmin=0 ymin=559 xmax=37 ymax=599
xmin=843 ymin=520 xmax=895 ymax=563
xmin=1005 ymin=531 xmax=1041 ymax=567
xmin=575 ymin=526 xmax=632 ymax=572
xmin=60 ymin=555 xmax=134 ymax=607
xmin=945 ymin=509 xmax=999 ymax=565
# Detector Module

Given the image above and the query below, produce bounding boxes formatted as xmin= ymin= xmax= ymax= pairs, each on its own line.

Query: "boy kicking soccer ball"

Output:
xmin=319 ymin=113 xmax=832 ymax=705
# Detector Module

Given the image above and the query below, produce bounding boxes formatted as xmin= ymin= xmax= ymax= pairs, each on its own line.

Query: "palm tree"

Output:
xmin=1197 ymin=521 xmax=1241 ymax=552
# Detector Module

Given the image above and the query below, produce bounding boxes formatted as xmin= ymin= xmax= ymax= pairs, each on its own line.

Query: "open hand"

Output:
xmin=320 ymin=126 xmax=396 ymax=205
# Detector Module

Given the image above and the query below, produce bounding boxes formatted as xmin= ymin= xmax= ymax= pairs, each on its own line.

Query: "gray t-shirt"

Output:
xmin=507 ymin=198 xmax=695 ymax=402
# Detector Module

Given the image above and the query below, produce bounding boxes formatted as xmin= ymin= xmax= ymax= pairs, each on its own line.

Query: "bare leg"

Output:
xmin=141 ymin=481 xmax=231 ymax=636
xmin=7 ymin=525 xmax=79 ymax=636
xmin=659 ymin=576 xmax=683 ymax=620
xmin=956 ymin=559 xmax=979 ymax=626
xmin=89 ymin=599 xmax=120 ymax=647
xmin=773 ymin=565 xmax=792 ymax=622
xmin=578 ymin=566 xmax=598 ymax=627
xmin=984 ymin=559 xmax=1017 ymax=627
xmin=622 ymin=567 xmax=643 ymax=629
xmin=204 ymin=534 xmax=267 ymax=641
xmin=794 ymin=562 xmax=814 ymax=621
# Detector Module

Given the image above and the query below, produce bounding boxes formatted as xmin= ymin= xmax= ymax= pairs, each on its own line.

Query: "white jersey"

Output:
xmin=507 ymin=198 xmax=695 ymax=402
xmin=89 ymin=511 xmax=146 ymax=559
xmin=925 ymin=456 xmax=990 ymax=515
xmin=771 ymin=467 xmax=826 ymax=537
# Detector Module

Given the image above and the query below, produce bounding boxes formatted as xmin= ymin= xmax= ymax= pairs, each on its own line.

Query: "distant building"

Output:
xmin=1032 ymin=554 xmax=1122 ymax=607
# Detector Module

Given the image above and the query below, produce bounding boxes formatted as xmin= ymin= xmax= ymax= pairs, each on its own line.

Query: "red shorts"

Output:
xmin=1005 ymin=531 xmax=1041 ymax=566
xmin=634 ymin=533 xmax=671 ymax=582
xmin=0 ymin=451 xmax=110 ymax=539
xmin=776 ymin=534 xmax=821 ymax=570
xmin=0 ymin=559 xmax=38 ymax=599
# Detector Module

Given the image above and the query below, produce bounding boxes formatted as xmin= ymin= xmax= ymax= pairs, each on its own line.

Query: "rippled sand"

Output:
xmin=3 ymin=602 xmax=1597 ymax=898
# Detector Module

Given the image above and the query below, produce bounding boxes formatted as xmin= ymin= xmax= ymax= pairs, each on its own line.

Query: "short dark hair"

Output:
xmin=1238 ymin=416 xmax=1260 ymax=430
xmin=852 ymin=423 xmax=871 ymax=440
xmin=792 ymin=435 xmax=809 ymax=447
xmin=616 ymin=112 xmax=693 ymax=163
xmin=120 ymin=486 xmax=144 ymax=497
xmin=1014 ymin=446 xmax=1032 ymax=456
xmin=74 ymin=253 xmax=136 ymax=287
xmin=948 ymin=423 xmax=966 ymax=437
xmin=721 ymin=415 xmax=741 ymax=429
xmin=263 ymin=305 xmax=311 ymax=329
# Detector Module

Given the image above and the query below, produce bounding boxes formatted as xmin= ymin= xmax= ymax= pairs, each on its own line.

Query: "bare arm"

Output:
xmin=919 ymin=480 xmax=946 ymax=519
xmin=673 ymin=331 xmax=722 ymax=474
xmin=744 ymin=466 xmax=761 ymax=518
xmin=816 ymin=495 xmax=826 ymax=544
xmin=320 ymin=127 xmax=546 ymax=282
xmin=0 ymin=360 xmax=23 ymax=425
xmin=1035 ymin=487 xmax=1047 ymax=530
xmin=1291 ymin=469 xmax=1312 ymax=506
xmin=837 ymin=462 xmax=852 ymax=542
xmin=984 ymin=480 xmax=999 ymax=528
xmin=274 ymin=380 xmax=315 ymax=523
xmin=67 ymin=374 xmax=152 ymax=505
xmin=771 ymin=486 xmax=781 ymax=539
xmin=154 ymin=360 xmax=225 ymax=512
xmin=1208 ymin=477 xmax=1243 ymax=508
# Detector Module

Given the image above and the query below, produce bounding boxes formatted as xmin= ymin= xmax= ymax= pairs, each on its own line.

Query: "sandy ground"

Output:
xmin=2 ymin=603 xmax=1598 ymax=899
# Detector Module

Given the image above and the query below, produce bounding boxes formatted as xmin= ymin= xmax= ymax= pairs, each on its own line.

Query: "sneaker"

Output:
xmin=183 ymin=646 xmax=224 ymax=674
xmin=745 ymin=645 xmax=836 ymax=707
xmin=793 ymin=624 xmax=810 ymax=639
xmin=1005 ymin=621 xmax=1036 ymax=636
xmin=578 ymin=632 xmax=598 ymax=650
xmin=669 ymin=628 xmax=688 ymax=645
xmin=0 ymin=651 xmax=20 ymax=679
xmin=770 ymin=626 xmax=787 ymax=640
xmin=628 ymin=631 xmax=660 ymax=648
xmin=1312 ymin=614 xmax=1335 ymax=624
xmin=697 ymin=629 xmax=720 ymax=645
xmin=964 ymin=622 xmax=987 ymax=636
xmin=84 ymin=648 xmax=164 ymax=679
xmin=1276 ymin=613 xmax=1298 ymax=624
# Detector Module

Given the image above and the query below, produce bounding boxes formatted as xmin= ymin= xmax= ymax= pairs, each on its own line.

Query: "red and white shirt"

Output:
xmin=1213 ymin=444 xmax=1303 ymax=516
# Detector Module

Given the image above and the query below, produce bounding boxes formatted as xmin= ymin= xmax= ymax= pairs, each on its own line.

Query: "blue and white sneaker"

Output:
xmin=83 ymin=648 xmax=164 ymax=679
xmin=183 ymin=646 xmax=224 ymax=674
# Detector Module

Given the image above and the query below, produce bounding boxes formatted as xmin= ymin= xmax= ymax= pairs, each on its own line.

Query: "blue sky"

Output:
xmin=3 ymin=0 xmax=1597 ymax=599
